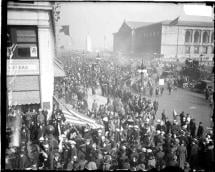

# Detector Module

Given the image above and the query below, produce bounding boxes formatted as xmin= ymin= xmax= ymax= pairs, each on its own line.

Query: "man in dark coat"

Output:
xmin=197 ymin=122 xmax=204 ymax=138
xmin=204 ymin=142 xmax=214 ymax=172
xmin=189 ymin=119 xmax=196 ymax=138
xmin=189 ymin=139 xmax=199 ymax=171
xmin=18 ymin=145 xmax=32 ymax=169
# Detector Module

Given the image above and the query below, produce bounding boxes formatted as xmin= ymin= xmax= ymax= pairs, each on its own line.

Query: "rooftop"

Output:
xmin=125 ymin=21 xmax=154 ymax=29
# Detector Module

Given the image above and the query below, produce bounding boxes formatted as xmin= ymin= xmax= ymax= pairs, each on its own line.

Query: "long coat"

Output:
xmin=189 ymin=143 xmax=199 ymax=169
xmin=177 ymin=145 xmax=187 ymax=170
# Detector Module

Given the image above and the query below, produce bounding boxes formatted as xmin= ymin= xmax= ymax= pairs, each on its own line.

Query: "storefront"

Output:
xmin=7 ymin=2 xmax=65 ymax=117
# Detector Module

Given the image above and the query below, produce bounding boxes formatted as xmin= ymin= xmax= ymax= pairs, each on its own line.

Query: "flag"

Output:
xmin=173 ymin=109 xmax=177 ymax=116
xmin=169 ymin=17 xmax=179 ymax=26
xmin=59 ymin=25 xmax=70 ymax=36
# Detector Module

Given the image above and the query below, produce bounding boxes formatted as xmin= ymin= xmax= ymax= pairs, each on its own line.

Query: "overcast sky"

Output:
xmin=56 ymin=3 xmax=213 ymax=51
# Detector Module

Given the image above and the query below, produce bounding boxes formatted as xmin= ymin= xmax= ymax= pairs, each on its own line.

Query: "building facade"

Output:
xmin=113 ymin=17 xmax=214 ymax=62
xmin=7 ymin=2 xmax=64 ymax=116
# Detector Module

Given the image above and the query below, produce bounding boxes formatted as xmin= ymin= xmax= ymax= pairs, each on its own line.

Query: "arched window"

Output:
xmin=185 ymin=30 xmax=192 ymax=42
xmin=211 ymin=32 xmax=214 ymax=43
xmin=194 ymin=31 xmax=200 ymax=43
xmin=203 ymin=31 xmax=209 ymax=43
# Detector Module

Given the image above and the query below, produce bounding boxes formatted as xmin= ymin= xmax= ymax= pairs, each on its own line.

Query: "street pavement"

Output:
xmin=87 ymin=86 xmax=212 ymax=128
xmin=153 ymin=88 xmax=212 ymax=128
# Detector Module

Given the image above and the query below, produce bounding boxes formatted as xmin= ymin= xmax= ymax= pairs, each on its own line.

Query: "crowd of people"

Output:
xmin=5 ymin=56 xmax=214 ymax=171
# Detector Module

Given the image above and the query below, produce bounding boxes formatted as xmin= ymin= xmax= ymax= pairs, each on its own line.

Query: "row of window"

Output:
xmin=185 ymin=46 xmax=214 ymax=54
xmin=7 ymin=26 xmax=38 ymax=59
xmin=142 ymin=31 xmax=160 ymax=38
xmin=185 ymin=30 xmax=214 ymax=44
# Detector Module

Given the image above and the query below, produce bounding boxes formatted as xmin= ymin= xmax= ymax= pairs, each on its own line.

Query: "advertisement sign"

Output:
xmin=159 ymin=79 xmax=165 ymax=86
xmin=30 ymin=46 xmax=37 ymax=57
xmin=7 ymin=59 xmax=40 ymax=75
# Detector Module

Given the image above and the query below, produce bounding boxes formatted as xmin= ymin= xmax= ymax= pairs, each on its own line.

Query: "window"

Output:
xmin=185 ymin=30 xmax=192 ymax=43
xmin=194 ymin=46 xmax=199 ymax=54
xmin=202 ymin=46 xmax=207 ymax=54
xmin=211 ymin=32 xmax=214 ymax=43
xmin=203 ymin=31 xmax=209 ymax=43
xmin=185 ymin=46 xmax=190 ymax=54
xmin=194 ymin=31 xmax=200 ymax=43
xmin=7 ymin=26 xmax=38 ymax=59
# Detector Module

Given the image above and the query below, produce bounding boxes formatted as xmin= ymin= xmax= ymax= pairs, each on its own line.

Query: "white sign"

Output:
xmin=30 ymin=46 xmax=37 ymax=57
xmin=7 ymin=59 xmax=40 ymax=75
xmin=159 ymin=79 xmax=165 ymax=86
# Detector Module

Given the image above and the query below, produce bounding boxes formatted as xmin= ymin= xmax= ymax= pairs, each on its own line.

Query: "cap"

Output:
xmin=156 ymin=130 xmax=161 ymax=134
xmin=157 ymin=119 xmax=161 ymax=123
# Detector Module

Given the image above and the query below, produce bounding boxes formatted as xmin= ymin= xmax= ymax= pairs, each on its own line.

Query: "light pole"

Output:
xmin=138 ymin=57 xmax=146 ymax=94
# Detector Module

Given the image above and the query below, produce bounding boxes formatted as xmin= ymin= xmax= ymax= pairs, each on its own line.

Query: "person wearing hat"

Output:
xmin=197 ymin=122 xmax=204 ymax=139
xmin=121 ymin=157 xmax=131 ymax=170
xmin=37 ymin=109 xmax=45 ymax=126
xmin=189 ymin=139 xmax=199 ymax=171
xmin=189 ymin=118 xmax=196 ymax=138
xmin=18 ymin=145 xmax=32 ymax=170
xmin=168 ymin=155 xmax=178 ymax=167
xmin=85 ymin=155 xmax=98 ymax=170
xmin=103 ymin=154 xmax=112 ymax=171
xmin=155 ymin=146 xmax=165 ymax=171
xmin=176 ymin=141 xmax=187 ymax=170
xmin=68 ymin=140 xmax=77 ymax=160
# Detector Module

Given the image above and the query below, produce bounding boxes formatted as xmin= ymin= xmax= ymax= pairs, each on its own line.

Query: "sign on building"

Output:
xmin=7 ymin=59 xmax=40 ymax=75
xmin=159 ymin=79 xmax=165 ymax=86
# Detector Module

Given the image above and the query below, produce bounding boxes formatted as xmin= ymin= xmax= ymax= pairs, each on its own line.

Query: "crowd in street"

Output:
xmin=5 ymin=56 xmax=214 ymax=171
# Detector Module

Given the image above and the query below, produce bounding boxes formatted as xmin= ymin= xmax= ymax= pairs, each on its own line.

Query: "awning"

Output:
xmin=54 ymin=58 xmax=65 ymax=77
xmin=9 ymin=91 xmax=40 ymax=106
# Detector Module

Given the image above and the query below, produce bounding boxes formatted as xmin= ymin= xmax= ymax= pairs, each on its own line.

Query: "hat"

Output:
xmin=69 ymin=140 xmax=76 ymax=145
xmin=103 ymin=117 xmax=108 ymax=122
xmin=147 ymin=149 xmax=152 ymax=153
xmin=84 ymin=128 xmax=89 ymax=132
xmin=157 ymin=119 xmax=161 ymax=123
xmin=156 ymin=130 xmax=161 ymax=134
xmin=39 ymin=137 xmax=45 ymax=141
xmin=134 ymin=125 xmax=139 ymax=129
xmin=39 ymin=108 xmax=42 ymax=112
xmin=98 ymin=129 xmax=102 ymax=133
xmin=142 ymin=148 xmax=146 ymax=152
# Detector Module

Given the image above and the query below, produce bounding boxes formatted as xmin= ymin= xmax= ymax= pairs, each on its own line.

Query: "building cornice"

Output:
xmin=7 ymin=2 xmax=52 ymax=11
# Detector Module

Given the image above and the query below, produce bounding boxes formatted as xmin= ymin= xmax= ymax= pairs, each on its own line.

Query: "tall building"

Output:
xmin=7 ymin=2 xmax=65 ymax=116
xmin=113 ymin=16 xmax=214 ymax=62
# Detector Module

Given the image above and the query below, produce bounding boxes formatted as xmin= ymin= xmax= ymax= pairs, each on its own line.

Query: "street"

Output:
xmin=87 ymin=86 xmax=212 ymax=128
xmin=152 ymin=87 xmax=212 ymax=128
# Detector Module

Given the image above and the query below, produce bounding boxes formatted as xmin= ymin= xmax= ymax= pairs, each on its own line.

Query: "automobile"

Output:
xmin=192 ymin=80 xmax=214 ymax=93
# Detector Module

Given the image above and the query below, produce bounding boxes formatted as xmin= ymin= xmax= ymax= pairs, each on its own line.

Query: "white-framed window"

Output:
xmin=7 ymin=26 xmax=38 ymax=59
xmin=194 ymin=46 xmax=199 ymax=54
xmin=185 ymin=30 xmax=192 ymax=43
xmin=194 ymin=30 xmax=200 ymax=43
xmin=185 ymin=46 xmax=190 ymax=54
xmin=203 ymin=31 xmax=209 ymax=43
xmin=202 ymin=46 xmax=207 ymax=54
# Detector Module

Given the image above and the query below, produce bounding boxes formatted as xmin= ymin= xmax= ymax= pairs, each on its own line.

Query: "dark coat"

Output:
xmin=189 ymin=143 xmax=199 ymax=168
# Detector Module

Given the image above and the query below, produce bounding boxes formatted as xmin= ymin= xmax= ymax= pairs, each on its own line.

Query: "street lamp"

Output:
xmin=138 ymin=57 xmax=147 ymax=92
